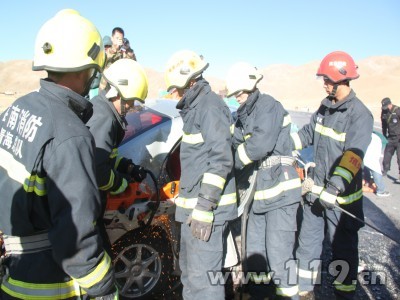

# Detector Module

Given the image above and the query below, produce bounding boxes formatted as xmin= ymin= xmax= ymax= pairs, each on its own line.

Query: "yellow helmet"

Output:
xmin=164 ymin=50 xmax=209 ymax=91
xmin=225 ymin=62 xmax=263 ymax=97
xmin=33 ymin=9 xmax=105 ymax=73
xmin=103 ymin=59 xmax=148 ymax=102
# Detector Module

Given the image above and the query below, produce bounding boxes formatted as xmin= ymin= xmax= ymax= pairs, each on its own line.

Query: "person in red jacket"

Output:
xmin=0 ymin=9 xmax=117 ymax=299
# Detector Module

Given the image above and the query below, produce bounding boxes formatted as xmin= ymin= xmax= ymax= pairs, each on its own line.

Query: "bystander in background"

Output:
xmin=381 ymin=97 xmax=400 ymax=182
xmin=99 ymin=27 xmax=137 ymax=91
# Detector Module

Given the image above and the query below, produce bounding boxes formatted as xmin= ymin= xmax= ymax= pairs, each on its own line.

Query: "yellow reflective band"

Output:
xmin=298 ymin=268 xmax=318 ymax=280
xmin=230 ymin=124 xmax=235 ymax=135
xmin=182 ymin=132 xmax=204 ymax=144
xmin=1 ymin=277 xmax=85 ymax=299
xmin=339 ymin=150 xmax=362 ymax=176
xmin=176 ymin=197 xmax=195 ymax=208
xmin=315 ymin=123 xmax=346 ymax=142
xmin=244 ymin=134 xmax=251 ymax=140
xmin=311 ymin=185 xmax=363 ymax=205
xmin=73 ymin=253 xmax=111 ymax=288
xmin=290 ymin=132 xmax=303 ymax=150
xmin=320 ymin=189 xmax=337 ymax=204
xmin=175 ymin=197 xmax=197 ymax=208
xmin=24 ymin=174 xmax=47 ymax=196
xmin=276 ymin=285 xmax=299 ymax=297
xmin=203 ymin=173 xmax=226 ymax=190
xmin=338 ymin=189 xmax=363 ymax=205
xmin=99 ymin=170 xmax=115 ymax=191
xmin=333 ymin=166 xmax=353 ymax=184
xmin=311 ymin=185 xmax=323 ymax=194
xmin=192 ymin=209 xmax=214 ymax=223
xmin=219 ymin=193 xmax=237 ymax=206
xmin=238 ymin=143 xmax=252 ymax=166
xmin=254 ymin=178 xmax=301 ymax=200
xmin=109 ymin=148 xmax=118 ymax=159
xmin=114 ymin=156 xmax=123 ymax=169
xmin=249 ymin=272 xmax=272 ymax=284
xmin=333 ymin=280 xmax=356 ymax=292
xmin=0 ymin=147 xmax=30 ymax=185
xmin=176 ymin=193 xmax=237 ymax=209
xmin=282 ymin=114 xmax=292 ymax=127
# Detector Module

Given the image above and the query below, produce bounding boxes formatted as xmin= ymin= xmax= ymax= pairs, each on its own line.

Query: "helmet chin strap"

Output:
xmin=183 ymin=75 xmax=203 ymax=95
xmin=328 ymin=83 xmax=338 ymax=101
xmin=120 ymin=100 xmax=127 ymax=117
xmin=81 ymin=69 xmax=98 ymax=97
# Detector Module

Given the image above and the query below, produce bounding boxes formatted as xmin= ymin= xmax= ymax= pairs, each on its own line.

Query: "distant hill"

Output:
xmin=1 ymin=56 xmax=400 ymax=119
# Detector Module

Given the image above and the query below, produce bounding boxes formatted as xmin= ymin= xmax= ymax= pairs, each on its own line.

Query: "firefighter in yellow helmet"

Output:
xmin=87 ymin=59 xmax=148 ymax=255
xmin=0 ymin=9 xmax=118 ymax=299
xmin=226 ymin=62 xmax=301 ymax=299
xmin=164 ymin=50 xmax=237 ymax=299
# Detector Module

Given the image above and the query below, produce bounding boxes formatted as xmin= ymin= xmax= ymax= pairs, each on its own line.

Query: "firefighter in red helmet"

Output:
xmin=291 ymin=51 xmax=373 ymax=299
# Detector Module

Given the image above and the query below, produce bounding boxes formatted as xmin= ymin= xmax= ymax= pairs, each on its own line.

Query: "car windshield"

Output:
xmin=121 ymin=107 xmax=170 ymax=146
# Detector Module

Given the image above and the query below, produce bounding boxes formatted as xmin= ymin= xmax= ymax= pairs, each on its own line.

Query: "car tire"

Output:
xmin=111 ymin=225 xmax=179 ymax=299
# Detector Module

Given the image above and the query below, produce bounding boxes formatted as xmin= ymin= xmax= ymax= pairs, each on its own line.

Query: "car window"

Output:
xmin=121 ymin=107 xmax=170 ymax=145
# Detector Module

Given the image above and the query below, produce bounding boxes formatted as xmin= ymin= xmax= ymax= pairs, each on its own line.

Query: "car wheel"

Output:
xmin=111 ymin=225 xmax=178 ymax=299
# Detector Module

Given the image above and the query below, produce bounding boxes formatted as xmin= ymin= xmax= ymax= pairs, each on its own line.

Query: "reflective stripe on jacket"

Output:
xmin=87 ymin=92 xmax=130 ymax=193
xmin=175 ymin=79 xmax=237 ymax=225
xmin=0 ymin=79 xmax=114 ymax=298
xmin=233 ymin=90 xmax=301 ymax=212
xmin=290 ymin=90 xmax=373 ymax=218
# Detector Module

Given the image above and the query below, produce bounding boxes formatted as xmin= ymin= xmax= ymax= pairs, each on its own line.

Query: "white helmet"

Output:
xmin=164 ymin=50 xmax=208 ymax=91
xmin=33 ymin=9 xmax=105 ymax=73
xmin=225 ymin=62 xmax=263 ymax=97
xmin=103 ymin=59 xmax=148 ymax=102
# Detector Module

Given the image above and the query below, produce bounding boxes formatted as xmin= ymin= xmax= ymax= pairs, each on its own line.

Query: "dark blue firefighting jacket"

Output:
xmin=0 ymin=79 xmax=114 ymax=299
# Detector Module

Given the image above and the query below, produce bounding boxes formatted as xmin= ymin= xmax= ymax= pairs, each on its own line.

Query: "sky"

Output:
xmin=1 ymin=0 xmax=399 ymax=78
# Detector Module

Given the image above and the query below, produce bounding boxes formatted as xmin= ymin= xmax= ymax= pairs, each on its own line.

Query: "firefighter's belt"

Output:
xmin=260 ymin=156 xmax=296 ymax=169
xmin=3 ymin=232 xmax=51 ymax=255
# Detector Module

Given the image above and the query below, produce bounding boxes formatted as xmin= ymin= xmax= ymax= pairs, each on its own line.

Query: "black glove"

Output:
xmin=129 ymin=163 xmax=147 ymax=182
xmin=186 ymin=197 xmax=216 ymax=242
xmin=318 ymin=183 xmax=340 ymax=210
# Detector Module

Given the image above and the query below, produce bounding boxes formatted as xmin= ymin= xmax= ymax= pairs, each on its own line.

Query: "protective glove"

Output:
xmin=94 ymin=286 xmax=119 ymax=300
xmin=129 ymin=164 xmax=147 ymax=182
xmin=110 ymin=178 xmax=128 ymax=195
xmin=301 ymin=177 xmax=314 ymax=196
xmin=318 ymin=183 xmax=340 ymax=210
xmin=186 ymin=197 xmax=216 ymax=242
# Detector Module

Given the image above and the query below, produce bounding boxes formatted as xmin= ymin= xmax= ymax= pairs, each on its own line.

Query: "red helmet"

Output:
xmin=316 ymin=51 xmax=359 ymax=83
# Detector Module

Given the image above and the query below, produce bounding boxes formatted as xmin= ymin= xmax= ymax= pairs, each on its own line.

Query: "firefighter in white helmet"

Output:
xmin=0 ymin=9 xmax=117 ymax=299
xmin=87 ymin=58 xmax=148 ymax=255
xmin=226 ymin=62 xmax=301 ymax=299
xmin=164 ymin=50 xmax=237 ymax=299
